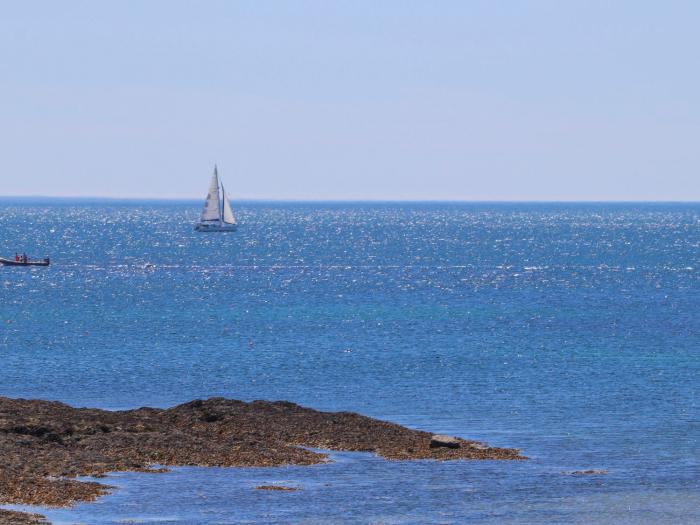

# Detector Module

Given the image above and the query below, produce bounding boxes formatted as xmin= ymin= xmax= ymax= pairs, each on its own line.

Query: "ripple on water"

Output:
xmin=0 ymin=201 xmax=698 ymax=523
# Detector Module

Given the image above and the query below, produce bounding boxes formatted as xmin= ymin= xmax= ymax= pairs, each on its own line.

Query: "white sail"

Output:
xmin=221 ymin=184 xmax=236 ymax=224
xmin=200 ymin=169 xmax=221 ymax=222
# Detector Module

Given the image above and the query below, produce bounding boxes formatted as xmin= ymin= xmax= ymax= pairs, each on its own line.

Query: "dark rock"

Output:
xmin=201 ymin=412 xmax=223 ymax=423
xmin=562 ymin=469 xmax=609 ymax=476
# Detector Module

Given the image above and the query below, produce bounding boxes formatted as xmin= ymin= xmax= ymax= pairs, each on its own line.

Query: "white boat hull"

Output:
xmin=195 ymin=222 xmax=238 ymax=232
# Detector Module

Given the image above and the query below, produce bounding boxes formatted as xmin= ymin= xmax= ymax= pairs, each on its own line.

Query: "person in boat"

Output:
xmin=15 ymin=253 xmax=19 ymax=262
xmin=22 ymin=253 xmax=27 ymax=263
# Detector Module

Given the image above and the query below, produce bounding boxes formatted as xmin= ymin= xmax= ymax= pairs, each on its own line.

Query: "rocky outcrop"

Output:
xmin=0 ymin=397 xmax=523 ymax=523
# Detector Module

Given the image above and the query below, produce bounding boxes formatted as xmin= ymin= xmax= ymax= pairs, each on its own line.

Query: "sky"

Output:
xmin=0 ymin=1 xmax=698 ymax=201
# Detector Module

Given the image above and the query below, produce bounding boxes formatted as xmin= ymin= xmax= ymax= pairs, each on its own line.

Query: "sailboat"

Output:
xmin=194 ymin=165 xmax=238 ymax=232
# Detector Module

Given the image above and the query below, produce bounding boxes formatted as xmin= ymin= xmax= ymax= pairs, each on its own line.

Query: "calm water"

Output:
xmin=1 ymin=201 xmax=698 ymax=524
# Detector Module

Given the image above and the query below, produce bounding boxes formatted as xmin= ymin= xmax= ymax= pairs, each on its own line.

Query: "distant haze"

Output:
xmin=1 ymin=1 xmax=698 ymax=201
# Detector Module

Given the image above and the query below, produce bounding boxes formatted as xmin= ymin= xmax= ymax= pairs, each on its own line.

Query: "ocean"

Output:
xmin=1 ymin=200 xmax=698 ymax=524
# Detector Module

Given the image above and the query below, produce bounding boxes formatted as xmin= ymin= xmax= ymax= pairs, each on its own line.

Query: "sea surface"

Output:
xmin=1 ymin=200 xmax=698 ymax=524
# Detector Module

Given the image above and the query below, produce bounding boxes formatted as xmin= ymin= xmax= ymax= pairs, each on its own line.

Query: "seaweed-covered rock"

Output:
xmin=0 ymin=397 xmax=523 ymax=523
xmin=0 ymin=509 xmax=49 ymax=524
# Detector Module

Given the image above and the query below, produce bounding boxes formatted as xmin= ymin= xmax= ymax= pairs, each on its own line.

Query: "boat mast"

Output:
xmin=215 ymin=164 xmax=223 ymax=223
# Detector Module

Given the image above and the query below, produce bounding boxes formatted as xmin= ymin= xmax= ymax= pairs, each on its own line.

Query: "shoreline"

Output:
xmin=0 ymin=397 xmax=523 ymax=524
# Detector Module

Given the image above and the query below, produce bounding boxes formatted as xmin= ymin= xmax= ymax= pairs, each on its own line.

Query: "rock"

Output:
xmin=0 ymin=509 xmax=49 ymax=524
xmin=430 ymin=434 xmax=461 ymax=449
xmin=255 ymin=485 xmax=299 ymax=491
xmin=562 ymin=469 xmax=609 ymax=476
xmin=0 ymin=396 xmax=523 ymax=525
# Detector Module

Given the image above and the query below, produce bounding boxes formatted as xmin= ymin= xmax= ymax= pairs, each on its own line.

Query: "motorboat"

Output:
xmin=0 ymin=256 xmax=50 ymax=267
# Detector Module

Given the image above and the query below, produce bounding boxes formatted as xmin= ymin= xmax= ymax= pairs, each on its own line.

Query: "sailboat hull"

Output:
xmin=194 ymin=222 xmax=238 ymax=232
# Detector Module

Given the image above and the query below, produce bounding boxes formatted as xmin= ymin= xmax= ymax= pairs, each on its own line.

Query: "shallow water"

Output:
xmin=1 ymin=201 xmax=698 ymax=523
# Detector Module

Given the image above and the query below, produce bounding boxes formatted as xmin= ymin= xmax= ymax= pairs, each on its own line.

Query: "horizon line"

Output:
xmin=0 ymin=195 xmax=699 ymax=204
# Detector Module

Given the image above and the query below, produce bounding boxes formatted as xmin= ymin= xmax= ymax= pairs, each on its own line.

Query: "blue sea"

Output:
xmin=1 ymin=200 xmax=698 ymax=524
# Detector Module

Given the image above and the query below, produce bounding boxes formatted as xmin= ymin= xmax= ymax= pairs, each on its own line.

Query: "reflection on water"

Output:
xmin=1 ymin=201 xmax=698 ymax=523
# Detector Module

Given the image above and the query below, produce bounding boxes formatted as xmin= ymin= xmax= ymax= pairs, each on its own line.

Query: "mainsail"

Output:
xmin=200 ymin=168 xmax=221 ymax=222
xmin=221 ymin=184 xmax=236 ymax=225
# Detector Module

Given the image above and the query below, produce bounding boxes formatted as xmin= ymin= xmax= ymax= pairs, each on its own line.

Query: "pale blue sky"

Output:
xmin=1 ymin=1 xmax=698 ymax=200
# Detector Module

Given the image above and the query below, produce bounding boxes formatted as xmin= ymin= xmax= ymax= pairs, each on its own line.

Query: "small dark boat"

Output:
xmin=0 ymin=257 xmax=50 ymax=267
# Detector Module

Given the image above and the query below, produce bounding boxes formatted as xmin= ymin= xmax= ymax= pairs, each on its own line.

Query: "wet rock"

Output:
xmin=0 ymin=509 xmax=49 ymax=524
xmin=0 ymin=396 xmax=523 ymax=524
xmin=430 ymin=435 xmax=461 ymax=449
xmin=562 ymin=469 xmax=609 ymax=476
xmin=255 ymin=485 xmax=299 ymax=491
